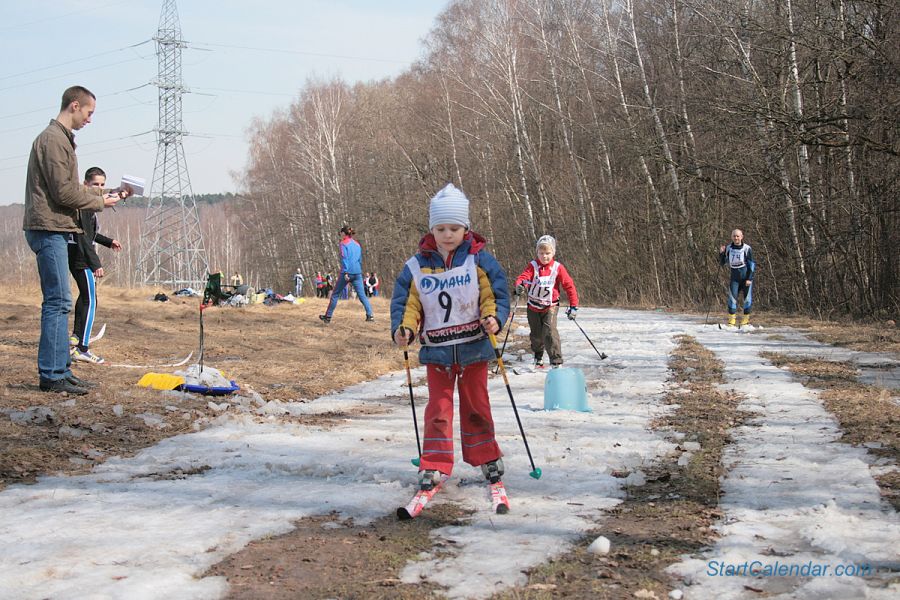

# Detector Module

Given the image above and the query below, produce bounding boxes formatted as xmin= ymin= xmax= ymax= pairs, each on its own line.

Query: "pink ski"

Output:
xmin=490 ymin=481 xmax=510 ymax=514
xmin=397 ymin=476 xmax=449 ymax=520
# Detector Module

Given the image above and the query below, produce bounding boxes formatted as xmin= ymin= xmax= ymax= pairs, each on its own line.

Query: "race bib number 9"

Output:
xmin=407 ymin=255 xmax=484 ymax=346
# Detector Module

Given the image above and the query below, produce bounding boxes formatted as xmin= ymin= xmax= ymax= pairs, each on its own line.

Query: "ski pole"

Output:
xmin=493 ymin=294 xmax=520 ymax=375
xmin=198 ymin=302 xmax=206 ymax=373
xmin=488 ymin=331 xmax=542 ymax=480
xmin=572 ymin=317 xmax=608 ymax=360
xmin=403 ymin=345 xmax=423 ymax=467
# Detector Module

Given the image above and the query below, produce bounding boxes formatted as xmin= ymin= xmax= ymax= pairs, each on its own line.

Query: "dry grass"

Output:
xmin=0 ymin=286 xmax=404 ymax=490
xmin=762 ymin=313 xmax=900 ymax=354
xmin=762 ymin=352 xmax=900 ymax=510
xmin=492 ymin=335 xmax=749 ymax=599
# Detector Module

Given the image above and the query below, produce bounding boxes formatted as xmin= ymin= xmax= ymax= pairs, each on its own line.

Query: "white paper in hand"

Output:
xmin=120 ymin=174 xmax=146 ymax=197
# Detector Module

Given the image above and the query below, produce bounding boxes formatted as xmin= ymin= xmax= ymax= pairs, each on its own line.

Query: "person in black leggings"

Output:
xmin=68 ymin=166 xmax=121 ymax=364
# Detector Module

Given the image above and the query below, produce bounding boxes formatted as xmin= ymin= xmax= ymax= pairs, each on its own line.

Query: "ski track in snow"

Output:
xmin=0 ymin=309 xmax=897 ymax=599
xmin=668 ymin=325 xmax=900 ymax=599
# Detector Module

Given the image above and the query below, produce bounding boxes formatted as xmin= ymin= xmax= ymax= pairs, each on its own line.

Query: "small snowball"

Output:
xmin=587 ymin=536 xmax=611 ymax=555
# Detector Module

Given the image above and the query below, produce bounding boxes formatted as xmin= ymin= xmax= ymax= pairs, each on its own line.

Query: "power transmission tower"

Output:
xmin=138 ymin=0 xmax=208 ymax=288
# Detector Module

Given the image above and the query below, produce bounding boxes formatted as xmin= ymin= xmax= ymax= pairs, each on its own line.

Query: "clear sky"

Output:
xmin=0 ymin=0 xmax=448 ymax=204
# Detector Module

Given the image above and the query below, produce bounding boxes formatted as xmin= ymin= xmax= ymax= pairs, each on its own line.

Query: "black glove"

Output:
xmin=566 ymin=306 xmax=578 ymax=320
xmin=515 ymin=284 xmax=525 ymax=296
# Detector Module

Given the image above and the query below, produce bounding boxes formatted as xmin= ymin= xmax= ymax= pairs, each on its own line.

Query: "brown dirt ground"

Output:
xmin=3 ymin=293 xmax=897 ymax=598
xmin=762 ymin=352 xmax=900 ymax=511
xmin=0 ymin=286 xmax=403 ymax=490
xmin=490 ymin=335 xmax=751 ymax=599
xmin=207 ymin=505 xmax=472 ymax=599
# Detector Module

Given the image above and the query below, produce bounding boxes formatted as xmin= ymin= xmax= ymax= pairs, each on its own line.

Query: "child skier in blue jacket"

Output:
xmin=391 ymin=183 xmax=511 ymax=514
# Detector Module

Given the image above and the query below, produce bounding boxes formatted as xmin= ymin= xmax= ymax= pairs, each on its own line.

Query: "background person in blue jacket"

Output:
xmin=319 ymin=225 xmax=374 ymax=323
xmin=719 ymin=228 xmax=756 ymax=326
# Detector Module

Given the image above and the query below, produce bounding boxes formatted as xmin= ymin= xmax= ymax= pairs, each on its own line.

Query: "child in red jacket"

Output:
xmin=514 ymin=235 xmax=579 ymax=368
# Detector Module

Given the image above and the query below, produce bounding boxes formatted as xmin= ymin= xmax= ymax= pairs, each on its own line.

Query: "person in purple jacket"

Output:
xmin=319 ymin=225 xmax=374 ymax=323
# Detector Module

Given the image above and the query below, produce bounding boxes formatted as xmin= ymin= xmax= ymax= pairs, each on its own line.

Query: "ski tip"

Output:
xmin=529 ymin=467 xmax=542 ymax=480
xmin=397 ymin=507 xmax=414 ymax=521
xmin=496 ymin=503 xmax=509 ymax=515
xmin=411 ymin=457 xmax=420 ymax=467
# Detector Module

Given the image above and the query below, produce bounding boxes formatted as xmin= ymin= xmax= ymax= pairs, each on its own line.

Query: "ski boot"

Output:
xmin=418 ymin=469 xmax=442 ymax=491
xmin=727 ymin=313 xmax=736 ymax=327
xmin=533 ymin=353 xmax=545 ymax=369
xmin=481 ymin=458 xmax=505 ymax=483
xmin=481 ymin=459 xmax=510 ymax=514
xmin=740 ymin=313 xmax=750 ymax=326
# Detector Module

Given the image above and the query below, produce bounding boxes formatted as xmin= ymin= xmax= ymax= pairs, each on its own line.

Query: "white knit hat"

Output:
xmin=536 ymin=235 xmax=556 ymax=253
xmin=429 ymin=183 xmax=470 ymax=229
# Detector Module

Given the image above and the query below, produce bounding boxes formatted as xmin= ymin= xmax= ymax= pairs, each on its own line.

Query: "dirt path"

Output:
xmin=0 ymin=287 xmax=401 ymax=491
xmin=668 ymin=326 xmax=900 ymax=598
xmin=1 ymin=294 xmax=897 ymax=599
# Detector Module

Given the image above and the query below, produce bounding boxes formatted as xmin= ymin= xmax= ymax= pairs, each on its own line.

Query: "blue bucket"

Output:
xmin=543 ymin=367 xmax=590 ymax=412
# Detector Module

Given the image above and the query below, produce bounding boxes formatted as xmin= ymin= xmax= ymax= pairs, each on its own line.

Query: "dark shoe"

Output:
xmin=39 ymin=378 xmax=88 ymax=395
xmin=481 ymin=458 xmax=505 ymax=484
xmin=365 ymin=314 xmax=375 ymax=322
xmin=67 ymin=374 xmax=97 ymax=389
xmin=418 ymin=469 xmax=441 ymax=491
xmin=318 ymin=314 xmax=331 ymax=324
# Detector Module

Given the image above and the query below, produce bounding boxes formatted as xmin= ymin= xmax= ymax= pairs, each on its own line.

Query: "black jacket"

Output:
xmin=68 ymin=210 xmax=113 ymax=271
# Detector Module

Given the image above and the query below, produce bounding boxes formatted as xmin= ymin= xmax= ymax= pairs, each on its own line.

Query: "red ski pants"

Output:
xmin=421 ymin=361 xmax=502 ymax=476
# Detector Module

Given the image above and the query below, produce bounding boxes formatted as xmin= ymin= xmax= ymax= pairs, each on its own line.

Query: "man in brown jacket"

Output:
xmin=23 ymin=86 xmax=130 ymax=394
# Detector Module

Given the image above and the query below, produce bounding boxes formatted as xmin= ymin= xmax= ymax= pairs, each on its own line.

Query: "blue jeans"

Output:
xmin=325 ymin=272 xmax=373 ymax=318
xmin=727 ymin=279 xmax=753 ymax=314
xmin=25 ymin=230 xmax=73 ymax=381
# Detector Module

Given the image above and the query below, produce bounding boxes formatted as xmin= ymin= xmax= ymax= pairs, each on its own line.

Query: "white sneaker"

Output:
xmin=72 ymin=349 xmax=105 ymax=364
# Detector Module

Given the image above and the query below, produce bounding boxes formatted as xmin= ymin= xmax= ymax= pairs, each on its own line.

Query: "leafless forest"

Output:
xmin=3 ymin=0 xmax=897 ymax=316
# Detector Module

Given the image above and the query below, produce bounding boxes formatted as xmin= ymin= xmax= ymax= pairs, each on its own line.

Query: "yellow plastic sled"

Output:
xmin=137 ymin=373 xmax=186 ymax=390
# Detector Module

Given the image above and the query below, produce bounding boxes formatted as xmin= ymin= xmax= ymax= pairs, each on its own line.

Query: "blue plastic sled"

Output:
xmin=179 ymin=380 xmax=240 ymax=396
xmin=544 ymin=367 xmax=590 ymax=412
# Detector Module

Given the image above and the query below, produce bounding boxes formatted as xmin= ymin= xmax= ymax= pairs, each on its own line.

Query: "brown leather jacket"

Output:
xmin=23 ymin=119 xmax=107 ymax=233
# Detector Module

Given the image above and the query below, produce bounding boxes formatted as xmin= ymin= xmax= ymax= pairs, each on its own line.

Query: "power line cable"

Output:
xmin=0 ymin=84 xmax=152 ymax=121
xmin=0 ymin=56 xmax=151 ymax=94
xmin=0 ymin=130 xmax=154 ymax=167
xmin=0 ymin=40 xmax=152 ymax=82
xmin=0 ymin=0 xmax=132 ymax=33
xmin=191 ymin=86 xmax=296 ymax=98
xmin=0 ymin=102 xmax=156 ymax=138
xmin=191 ymin=41 xmax=408 ymax=65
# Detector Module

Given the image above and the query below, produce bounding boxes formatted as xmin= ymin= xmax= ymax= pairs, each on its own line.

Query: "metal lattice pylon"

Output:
xmin=138 ymin=0 xmax=208 ymax=288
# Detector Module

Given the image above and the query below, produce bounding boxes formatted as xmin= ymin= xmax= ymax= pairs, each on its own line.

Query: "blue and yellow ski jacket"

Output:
xmin=391 ymin=231 xmax=509 ymax=367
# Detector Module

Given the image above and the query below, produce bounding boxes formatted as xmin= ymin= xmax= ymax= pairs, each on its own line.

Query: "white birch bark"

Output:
xmin=786 ymin=0 xmax=817 ymax=250
xmin=626 ymin=0 xmax=694 ymax=249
